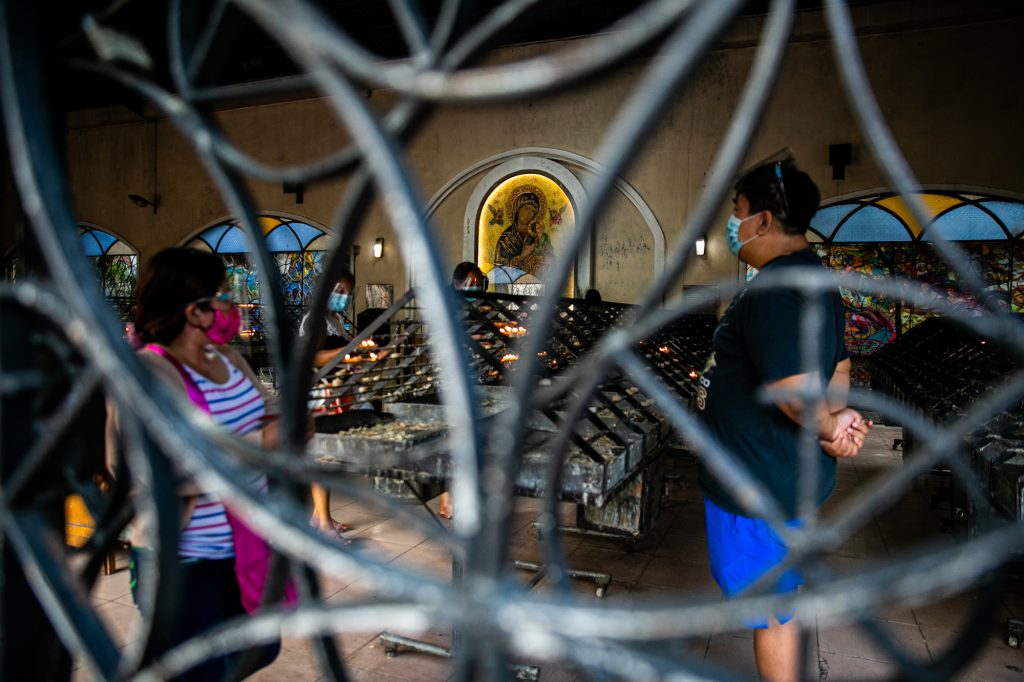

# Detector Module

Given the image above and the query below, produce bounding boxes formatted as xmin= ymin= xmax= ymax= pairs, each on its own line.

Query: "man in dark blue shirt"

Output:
xmin=696 ymin=158 xmax=872 ymax=682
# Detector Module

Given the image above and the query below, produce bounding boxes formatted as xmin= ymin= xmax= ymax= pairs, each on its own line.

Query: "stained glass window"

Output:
xmin=808 ymin=191 xmax=1024 ymax=370
xmin=809 ymin=191 xmax=1022 ymax=243
xmin=186 ymin=216 xmax=337 ymax=343
xmin=79 ymin=225 xmax=138 ymax=321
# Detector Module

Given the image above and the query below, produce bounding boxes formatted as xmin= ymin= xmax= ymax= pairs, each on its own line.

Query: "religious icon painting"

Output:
xmin=476 ymin=173 xmax=575 ymax=296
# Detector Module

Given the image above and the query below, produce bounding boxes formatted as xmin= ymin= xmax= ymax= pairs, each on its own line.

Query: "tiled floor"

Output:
xmin=79 ymin=426 xmax=1024 ymax=680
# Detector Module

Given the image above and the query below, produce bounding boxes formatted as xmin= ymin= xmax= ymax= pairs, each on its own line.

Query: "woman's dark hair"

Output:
xmin=337 ymin=270 xmax=355 ymax=289
xmin=451 ymin=261 xmax=483 ymax=283
xmin=734 ymin=159 xmax=820 ymax=235
xmin=135 ymin=248 xmax=227 ymax=345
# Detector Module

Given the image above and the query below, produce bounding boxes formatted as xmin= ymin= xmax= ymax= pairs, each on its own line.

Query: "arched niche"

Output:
xmin=426 ymin=148 xmax=665 ymax=298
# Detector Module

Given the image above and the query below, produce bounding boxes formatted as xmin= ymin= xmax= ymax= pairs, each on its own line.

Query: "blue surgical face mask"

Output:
xmin=726 ymin=213 xmax=760 ymax=257
xmin=327 ymin=292 xmax=351 ymax=313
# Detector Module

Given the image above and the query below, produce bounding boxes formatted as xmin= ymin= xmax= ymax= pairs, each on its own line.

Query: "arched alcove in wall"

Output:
xmin=426 ymin=148 xmax=665 ymax=300
xmin=465 ymin=157 xmax=584 ymax=296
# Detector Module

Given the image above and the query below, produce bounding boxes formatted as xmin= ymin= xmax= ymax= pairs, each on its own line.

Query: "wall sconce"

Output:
xmin=128 ymin=194 xmax=157 ymax=214
xmin=373 ymin=237 xmax=384 ymax=259
xmin=695 ymin=238 xmax=706 ymax=256
xmin=829 ymin=143 xmax=852 ymax=180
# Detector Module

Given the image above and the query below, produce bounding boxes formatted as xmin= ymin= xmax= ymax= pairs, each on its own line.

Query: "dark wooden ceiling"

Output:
xmin=31 ymin=0 xmax=982 ymax=113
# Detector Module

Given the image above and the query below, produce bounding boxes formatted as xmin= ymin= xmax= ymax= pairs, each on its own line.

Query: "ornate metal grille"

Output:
xmin=2 ymin=1 xmax=1022 ymax=680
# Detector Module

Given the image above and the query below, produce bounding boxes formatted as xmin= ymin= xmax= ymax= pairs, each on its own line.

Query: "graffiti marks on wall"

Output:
xmin=597 ymin=235 xmax=651 ymax=272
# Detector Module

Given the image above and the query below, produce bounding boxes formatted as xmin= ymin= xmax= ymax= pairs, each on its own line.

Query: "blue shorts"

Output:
xmin=704 ymin=498 xmax=803 ymax=628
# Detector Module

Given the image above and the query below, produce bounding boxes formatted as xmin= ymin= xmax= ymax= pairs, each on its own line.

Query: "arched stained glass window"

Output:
xmin=186 ymin=216 xmax=340 ymax=344
xmin=980 ymin=201 xmax=1024 ymax=237
xmin=807 ymin=190 xmax=1024 ymax=369
xmin=809 ymin=203 xmax=859 ymax=239
xmin=191 ymin=217 xmax=330 ymax=254
xmin=832 ymin=205 xmax=914 ymax=242
xmin=925 ymin=205 xmax=1008 ymax=242
xmin=80 ymin=225 xmax=138 ymax=321
xmin=809 ymin=191 xmax=1024 ymax=243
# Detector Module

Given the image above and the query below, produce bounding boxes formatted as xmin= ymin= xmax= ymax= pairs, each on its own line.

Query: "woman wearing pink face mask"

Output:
xmin=114 ymin=247 xmax=282 ymax=680
xmin=132 ymin=248 xmax=261 ymax=421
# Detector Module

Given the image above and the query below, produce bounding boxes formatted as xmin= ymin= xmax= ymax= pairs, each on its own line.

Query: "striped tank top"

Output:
xmin=177 ymin=350 xmax=267 ymax=559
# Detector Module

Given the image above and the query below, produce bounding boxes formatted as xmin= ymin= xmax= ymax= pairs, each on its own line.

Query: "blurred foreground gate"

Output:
xmin=2 ymin=1 xmax=1024 ymax=680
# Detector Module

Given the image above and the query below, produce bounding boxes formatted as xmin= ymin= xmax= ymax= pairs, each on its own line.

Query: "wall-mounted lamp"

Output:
xmin=283 ymin=181 xmax=305 ymax=204
xmin=695 ymin=238 xmax=706 ymax=256
xmin=128 ymin=194 xmax=157 ymax=214
xmin=373 ymin=237 xmax=384 ymax=259
xmin=829 ymin=143 xmax=852 ymax=180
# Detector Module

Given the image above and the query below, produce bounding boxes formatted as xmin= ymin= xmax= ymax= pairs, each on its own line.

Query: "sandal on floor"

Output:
xmin=310 ymin=515 xmax=352 ymax=533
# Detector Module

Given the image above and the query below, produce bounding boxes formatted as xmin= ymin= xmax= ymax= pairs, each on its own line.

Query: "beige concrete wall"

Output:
xmin=42 ymin=6 xmax=1024 ymax=312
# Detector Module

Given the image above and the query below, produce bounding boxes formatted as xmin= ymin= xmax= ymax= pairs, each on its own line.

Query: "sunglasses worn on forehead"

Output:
xmin=773 ymin=161 xmax=791 ymax=219
xmin=191 ymin=290 xmax=238 ymax=307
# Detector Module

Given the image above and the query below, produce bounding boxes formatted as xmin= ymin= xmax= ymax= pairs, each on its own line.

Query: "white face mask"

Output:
xmin=726 ymin=213 xmax=760 ymax=257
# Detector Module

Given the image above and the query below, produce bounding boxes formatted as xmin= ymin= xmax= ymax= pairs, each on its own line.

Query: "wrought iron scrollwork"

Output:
xmin=1 ymin=0 xmax=1022 ymax=680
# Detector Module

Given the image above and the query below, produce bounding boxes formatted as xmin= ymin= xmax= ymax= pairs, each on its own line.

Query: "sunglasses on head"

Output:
xmin=191 ymin=290 xmax=238 ymax=307
xmin=773 ymin=161 xmax=791 ymax=219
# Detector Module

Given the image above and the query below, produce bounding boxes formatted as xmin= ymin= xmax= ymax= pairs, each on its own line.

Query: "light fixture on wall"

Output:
xmin=695 ymin=238 xmax=706 ymax=256
xmin=128 ymin=194 xmax=157 ymax=214
xmin=373 ymin=237 xmax=384 ymax=259
xmin=283 ymin=181 xmax=305 ymax=204
xmin=829 ymin=143 xmax=852 ymax=180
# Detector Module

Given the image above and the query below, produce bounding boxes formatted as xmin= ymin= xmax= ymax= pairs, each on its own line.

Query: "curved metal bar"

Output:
xmin=253 ymin=51 xmax=487 ymax=542
xmin=139 ymin=601 xmax=441 ymax=681
xmin=729 ymin=375 xmax=1024 ymax=602
xmin=60 ymin=60 xmax=314 ymax=486
xmin=190 ymin=0 xmax=541 ymax=186
xmin=823 ymin=0 xmax=995 ymax=310
xmin=532 ymin=0 xmax=797 ymax=591
xmin=490 ymin=522 xmax=1024 ymax=644
xmin=167 ymin=0 xmax=230 ymax=98
xmin=4 ymin=51 xmax=455 ymax=607
xmin=553 ymin=636 xmax=747 ymax=682
xmin=618 ymin=349 xmax=790 ymax=521
xmin=4 ymin=0 xmax=1024 ymax=678
xmin=387 ymin=0 xmax=431 ymax=60
xmin=3 ymin=366 xmax=103 ymax=503
xmin=494 ymin=0 xmax=746 ymax=581
xmin=635 ymin=0 xmax=796 ymax=314
xmin=114 ymin=408 xmax=190 ymax=677
xmin=0 ymin=507 xmax=121 ymax=677
xmin=532 ymin=266 xmax=1022 ymax=548
xmin=236 ymin=0 xmax=694 ymax=102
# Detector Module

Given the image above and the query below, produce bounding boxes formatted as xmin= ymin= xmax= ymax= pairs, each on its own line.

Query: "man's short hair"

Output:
xmin=734 ymin=159 xmax=820 ymax=236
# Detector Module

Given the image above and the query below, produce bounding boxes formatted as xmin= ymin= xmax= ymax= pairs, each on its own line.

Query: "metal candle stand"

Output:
xmin=869 ymin=315 xmax=1024 ymax=647
xmin=308 ymin=290 xmax=713 ymax=666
